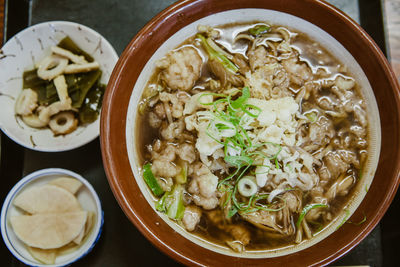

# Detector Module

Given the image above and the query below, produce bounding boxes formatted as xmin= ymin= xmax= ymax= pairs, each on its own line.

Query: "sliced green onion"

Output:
xmin=348 ymin=214 xmax=367 ymax=226
xmin=296 ymin=204 xmax=328 ymax=228
xmin=224 ymin=155 xmax=253 ymax=167
xmin=242 ymin=104 xmax=261 ymax=118
xmin=197 ymin=34 xmax=239 ymax=73
xmin=237 ymin=176 xmax=258 ymax=197
xmin=252 ymin=165 xmax=271 ymax=175
xmin=197 ymin=92 xmax=225 ymax=106
xmin=227 ymin=206 xmax=238 ymax=218
xmin=336 ymin=209 xmax=351 ymax=230
xmin=231 ymin=87 xmax=250 ymax=110
xmin=143 ymin=163 xmax=164 ymax=197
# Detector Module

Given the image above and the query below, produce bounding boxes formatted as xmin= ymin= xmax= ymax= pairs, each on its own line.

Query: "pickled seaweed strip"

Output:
xmin=71 ymin=70 xmax=102 ymax=108
xmin=46 ymin=74 xmax=84 ymax=99
xmin=23 ymin=69 xmax=47 ymax=89
xmin=45 ymin=82 xmax=57 ymax=98
xmin=79 ymin=83 xmax=105 ymax=123
xmin=33 ymin=86 xmax=55 ymax=105
xmin=57 ymin=37 xmax=93 ymax=62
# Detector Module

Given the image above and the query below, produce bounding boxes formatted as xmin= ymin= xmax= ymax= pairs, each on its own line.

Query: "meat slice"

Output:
xmin=177 ymin=143 xmax=196 ymax=163
xmin=309 ymin=116 xmax=334 ymax=145
xmin=182 ymin=206 xmax=202 ymax=231
xmin=188 ymin=163 xmax=219 ymax=210
xmin=281 ymin=56 xmax=312 ymax=86
xmin=157 ymin=47 xmax=202 ymax=91
xmin=248 ymin=46 xmax=268 ymax=71
xmin=323 ymin=151 xmax=349 ymax=180
xmin=151 ymin=144 xmax=180 ymax=178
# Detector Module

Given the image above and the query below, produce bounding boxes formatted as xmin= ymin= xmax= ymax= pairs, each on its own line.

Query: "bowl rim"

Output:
xmin=0 ymin=168 xmax=104 ymax=267
xmin=100 ymin=0 xmax=400 ymax=266
xmin=0 ymin=20 xmax=119 ymax=152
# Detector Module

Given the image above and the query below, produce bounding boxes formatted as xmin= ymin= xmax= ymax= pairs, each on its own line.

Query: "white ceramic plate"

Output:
xmin=0 ymin=21 xmax=118 ymax=151
xmin=1 ymin=168 xmax=103 ymax=267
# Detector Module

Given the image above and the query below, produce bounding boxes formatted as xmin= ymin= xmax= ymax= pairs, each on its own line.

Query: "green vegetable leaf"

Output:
xmin=155 ymin=185 xmax=185 ymax=220
xmin=165 ymin=185 xmax=185 ymax=220
xmin=58 ymin=36 xmax=94 ymax=62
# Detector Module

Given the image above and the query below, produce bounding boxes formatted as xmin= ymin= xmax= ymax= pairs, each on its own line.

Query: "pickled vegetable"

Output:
xmin=57 ymin=36 xmax=93 ymax=62
xmin=79 ymin=83 xmax=105 ymax=124
xmin=19 ymin=35 xmax=105 ymax=131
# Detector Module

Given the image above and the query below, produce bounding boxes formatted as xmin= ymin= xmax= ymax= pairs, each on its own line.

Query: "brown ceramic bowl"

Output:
xmin=100 ymin=0 xmax=400 ymax=265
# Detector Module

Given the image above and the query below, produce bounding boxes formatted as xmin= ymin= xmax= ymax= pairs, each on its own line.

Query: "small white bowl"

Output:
xmin=0 ymin=21 xmax=118 ymax=152
xmin=0 ymin=168 xmax=103 ymax=267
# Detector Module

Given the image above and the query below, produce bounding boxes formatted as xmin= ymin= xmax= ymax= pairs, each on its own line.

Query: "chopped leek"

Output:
xmin=156 ymin=185 xmax=185 ymax=220
xmin=143 ymin=163 xmax=164 ymax=197
xmin=197 ymin=34 xmax=238 ymax=73
xmin=348 ymin=214 xmax=367 ymax=226
xmin=230 ymin=87 xmax=250 ymax=110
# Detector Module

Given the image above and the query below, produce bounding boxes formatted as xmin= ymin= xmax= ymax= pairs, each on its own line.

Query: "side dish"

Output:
xmin=14 ymin=37 xmax=105 ymax=135
xmin=10 ymin=177 xmax=95 ymax=264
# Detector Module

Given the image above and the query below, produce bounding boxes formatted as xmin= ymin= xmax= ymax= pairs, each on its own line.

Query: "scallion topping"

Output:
xmin=143 ymin=163 xmax=164 ymax=197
